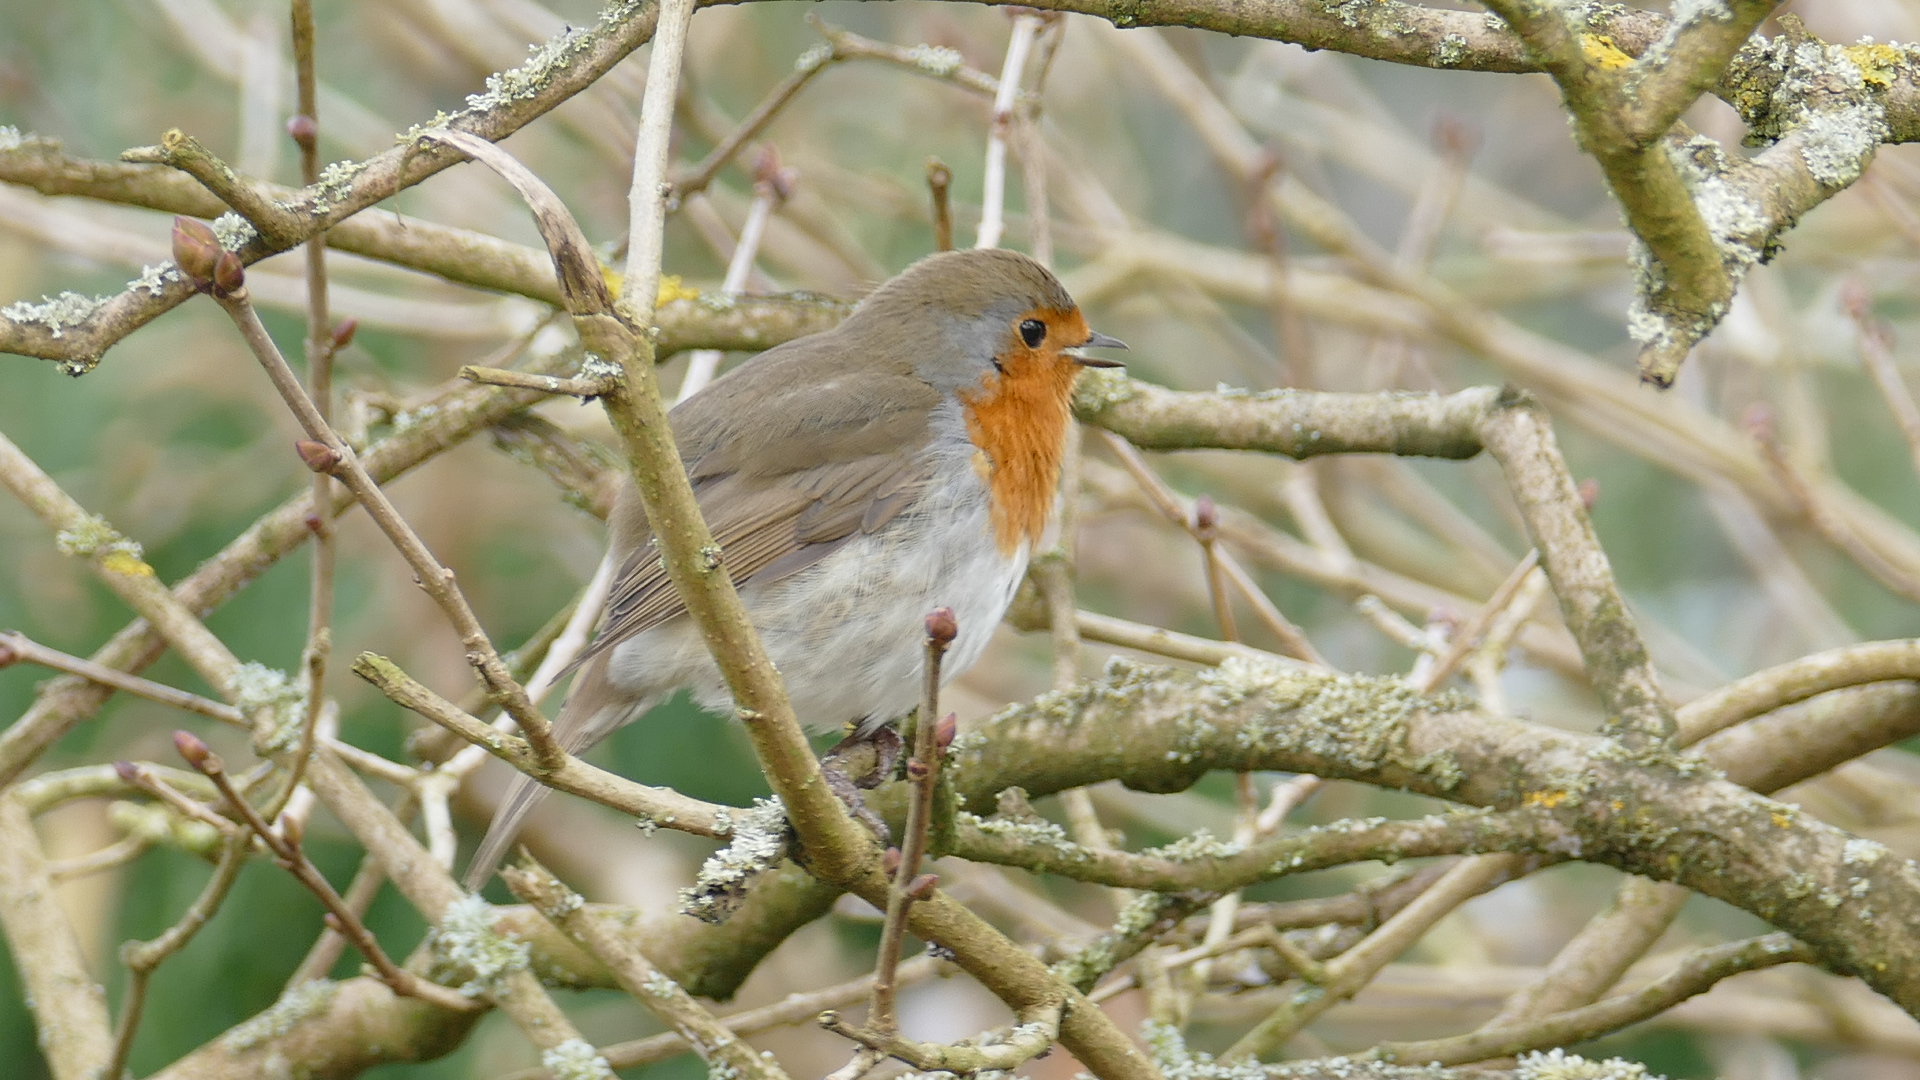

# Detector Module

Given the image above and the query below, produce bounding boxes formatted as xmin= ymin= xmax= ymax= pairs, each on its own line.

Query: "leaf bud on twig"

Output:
xmin=171 ymin=217 xmax=222 ymax=291
xmin=211 ymin=251 xmax=247 ymax=298
xmin=924 ymin=606 xmax=957 ymax=647
xmin=295 ymin=440 xmax=341 ymax=474
xmin=329 ymin=318 xmax=359 ymax=353
xmin=286 ymin=114 xmax=318 ymax=151
xmin=172 ymin=730 xmax=221 ymax=775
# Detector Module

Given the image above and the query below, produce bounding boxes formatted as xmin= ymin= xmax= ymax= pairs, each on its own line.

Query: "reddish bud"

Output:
xmin=286 ymin=113 xmax=317 ymax=149
xmin=924 ymin=607 xmax=957 ymax=647
xmin=113 ymin=760 xmax=141 ymax=785
xmin=173 ymin=730 xmax=219 ymax=773
xmin=304 ymin=513 xmax=325 ymax=535
xmin=211 ymin=251 xmax=247 ymax=297
xmin=1193 ymin=495 xmax=1218 ymax=541
xmin=171 ymin=217 xmax=222 ymax=290
xmin=295 ymin=440 xmax=340 ymax=473
xmin=907 ymin=759 xmax=931 ymax=781
xmin=751 ymin=145 xmax=799 ymax=204
xmin=906 ymin=873 xmax=939 ymax=900
xmin=935 ymin=712 xmax=957 ymax=751
xmin=1576 ymin=478 xmax=1600 ymax=512
xmin=329 ymin=318 xmax=359 ymax=352
xmin=0 ymin=637 xmax=17 ymax=668
xmin=882 ymin=847 xmax=902 ymax=875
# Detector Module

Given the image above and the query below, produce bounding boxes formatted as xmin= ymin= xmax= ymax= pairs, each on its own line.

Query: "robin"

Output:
xmin=465 ymin=247 xmax=1125 ymax=887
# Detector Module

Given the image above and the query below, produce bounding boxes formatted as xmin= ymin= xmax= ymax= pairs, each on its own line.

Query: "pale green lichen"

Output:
xmin=1734 ymin=39 xmax=1888 ymax=188
xmin=1144 ymin=1020 xmax=1271 ymax=1080
xmin=1433 ymin=33 xmax=1468 ymax=67
xmin=1317 ymin=0 xmax=1411 ymax=34
xmin=680 ymin=796 xmax=788 ymax=923
xmin=220 ymin=979 xmax=338 ymax=1051
xmin=1799 ymin=104 xmax=1885 ymax=187
xmin=906 ymin=44 xmax=963 ymax=77
xmin=641 ymin=970 xmax=680 ymax=998
xmin=55 ymin=514 xmax=139 ymax=560
xmin=211 ymin=212 xmax=258 ymax=252
xmin=1050 ymin=892 xmax=1173 ymax=990
xmin=540 ymin=1038 xmax=615 ymax=1080
xmin=431 ymin=895 xmax=532 ymax=997
xmin=3 ymin=291 xmax=108 ymax=342
xmin=1070 ymin=367 xmax=1137 ymax=413
xmin=1195 ymin=657 xmax=1471 ymax=791
xmin=1516 ymin=1048 xmax=1666 ymax=1080
xmin=1844 ymin=838 xmax=1888 ymax=866
xmin=309 ymin=159 xmax=367 ymax=215
xmin=110 ymin=799 xmax=224 ymax=857
xmin=794 ymin=43 xmax=833 ymax=73
xmin=128 ymin=263 xmax=177 ymax=296
xmin=578 ymin=353 xmax=624 ymax=382
xmin=0 ymin=125 xmax=22 ymax=151
xmin=465 ymin=25 xmax=596 ymax=113
xmin=1145 ymin=828 xmax=1243 ymax=862
xmin=233 ymin=662 xmax=307 ymax=749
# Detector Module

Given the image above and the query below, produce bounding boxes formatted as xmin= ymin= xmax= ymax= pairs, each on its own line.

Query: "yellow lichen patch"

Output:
xmin=1771 ymin=810 xmax=1794 ymax=828
xmin=100 ymin=550 xmax=155 ymax=577
xmin=656 ymin=273 xmax=699 ymax=304
xmin=1580 ymin=33 xmax=1634 ymax=71
xmin=1843 ymin=43 xmax=1907 ymax=89
xmin=593 ymin=267 xmax=701 ymax=305
xmin=1523 ymin=789 xmax=1570 ymax=809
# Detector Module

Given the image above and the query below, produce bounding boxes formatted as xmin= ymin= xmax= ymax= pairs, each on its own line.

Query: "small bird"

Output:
xmin=465 ymin=248 xmax=1125 ymax=887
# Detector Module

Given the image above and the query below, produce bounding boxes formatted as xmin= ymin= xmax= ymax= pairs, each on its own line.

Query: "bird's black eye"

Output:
xmin=1019 ymin=318 xmax=1046 ymax=348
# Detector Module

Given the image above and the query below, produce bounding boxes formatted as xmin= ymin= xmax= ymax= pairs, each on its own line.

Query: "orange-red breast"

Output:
xmin=466 ymin=248 xmax=1125 ymax=886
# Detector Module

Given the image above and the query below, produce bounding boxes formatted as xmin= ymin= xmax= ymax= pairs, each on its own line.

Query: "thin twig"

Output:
xmin=867 ymin=610 xmax=955 ymax=1038
xmin=1843 ymin=283 xmax=1920 ymax=482
xmin=1411 ymin=549 xmax=1542 ymax=694
xmin=1097 ymin=429 xmax=1327 ymax=664
xmin=494 ymin=956 xmax=943 ymax=1080
xmin=283 ymin=0 xmax=335 ymax=829
xmin=172 ymin=731 xmax=478 ymax=1013
xmin=673 ymin=47 xmax=836 ymax=202
xmin=504 ymin=858 xmax=790 ymax=1080
xmin=1749 ymin=406 xmax=1920 ymax=605
xmin=185 ymin=241 xmax=563 ymax=767
xmin=458 ymin=365 xmax=615 ymax=399
xmin=619 ymin=0 xmax=698 ymax=318
xmin=107 ymin=833 xmax=253 ymax=1080
xmin=0 ymin=631 xmax=246 ymax=727
xmin=975 ymin=13 xmax=1040 ymax=250
xmin=1372 ymin=933 xmax=1813 ymax=1066
xmin=927 ymin=157 xmax=953 ymax=251
xmin=678 ymin=146 xmax=793 ymax=402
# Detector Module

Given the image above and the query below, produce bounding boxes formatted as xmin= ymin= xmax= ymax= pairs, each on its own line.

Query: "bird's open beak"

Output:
xmin=1073 ymin=330 xmax=1128 ymax=367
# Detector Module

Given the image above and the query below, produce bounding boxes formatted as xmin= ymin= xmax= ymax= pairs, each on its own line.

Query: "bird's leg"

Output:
xmin=819 ymin=722 xmax=904 ymax=842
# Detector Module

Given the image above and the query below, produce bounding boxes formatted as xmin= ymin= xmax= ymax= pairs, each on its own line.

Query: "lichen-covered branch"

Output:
xmin=948 ymin=659 xmax=1920 ymax=1015
xmin=1477 ymin=392 xmax=1675 ymax=748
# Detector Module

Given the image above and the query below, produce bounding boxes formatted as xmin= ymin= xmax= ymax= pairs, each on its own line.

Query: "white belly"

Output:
xmin=604 ymin=466 xmax=1027 ymax=733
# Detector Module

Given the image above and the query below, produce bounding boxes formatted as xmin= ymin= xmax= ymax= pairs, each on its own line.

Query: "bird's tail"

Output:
xmin=461 ymin=654 xmax=649 ymax=890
